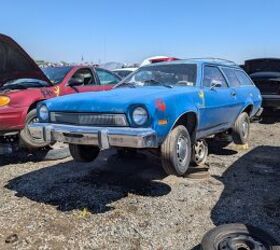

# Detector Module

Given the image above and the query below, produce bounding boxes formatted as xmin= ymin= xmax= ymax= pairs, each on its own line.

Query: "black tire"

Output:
xmin=161 ymin=125 xmax=191 ymax=176
xmin=191 ymin=139 xmax=208 ymax=166
xmin=117 ymin=148 xmax=137 ymax=158
xmin=232 ymin=112 xmax=250 ymax=145
xmin=19 ymin=109 xmax=50 ymax=149
xmin=201 ymin=223 xmax=279 ymax=250
xmin=69 ymin=144 xmax=100 ymax=162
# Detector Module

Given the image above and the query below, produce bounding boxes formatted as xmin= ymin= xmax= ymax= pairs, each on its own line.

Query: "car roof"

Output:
xmin=141 ymin=58 xmax=240 ymax=69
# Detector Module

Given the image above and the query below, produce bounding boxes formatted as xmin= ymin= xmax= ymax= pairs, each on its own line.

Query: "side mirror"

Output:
xmin=210 ymin=80 xmax=222 ymax=90
xmin=67 ymin=77 xmax=84 ymax=87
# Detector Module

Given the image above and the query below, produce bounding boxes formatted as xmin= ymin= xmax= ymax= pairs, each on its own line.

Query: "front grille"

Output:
xmin=50 ymin=112 xmax=128 ymax=127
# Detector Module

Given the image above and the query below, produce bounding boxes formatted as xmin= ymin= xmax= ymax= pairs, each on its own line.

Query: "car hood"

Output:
xmin=0 ymin=34 xmax=51 ymax=86
xmin=45 ymin=86 xmax=197 ymax=113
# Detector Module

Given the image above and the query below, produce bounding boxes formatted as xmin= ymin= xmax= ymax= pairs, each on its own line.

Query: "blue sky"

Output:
xmin=1 ymin=0 xmax=279 ymax=64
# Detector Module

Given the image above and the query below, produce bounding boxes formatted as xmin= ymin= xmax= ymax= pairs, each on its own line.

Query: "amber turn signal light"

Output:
xmin=0 ymin=96 xmax=11 ymax=107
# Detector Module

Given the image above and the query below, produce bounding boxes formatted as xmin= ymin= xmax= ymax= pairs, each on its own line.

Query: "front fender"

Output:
xmin=151 ymin=94 xmax=199 ymax=143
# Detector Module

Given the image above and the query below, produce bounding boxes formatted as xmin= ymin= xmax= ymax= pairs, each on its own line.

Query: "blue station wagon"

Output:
xmin=29 ymin=59 xmax=263 ymax=176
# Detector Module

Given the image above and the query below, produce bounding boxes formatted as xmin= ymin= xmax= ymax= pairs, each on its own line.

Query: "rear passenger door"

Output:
xmin=221 ymin=67 xmax=244 ymax=114
xmin=199 ymin=66 xmax=238 ymax=132
xmin=222 ymin=68 xmax=259 ymax=116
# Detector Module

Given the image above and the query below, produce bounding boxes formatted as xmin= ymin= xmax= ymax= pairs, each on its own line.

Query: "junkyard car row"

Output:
xmin=1 ymin=33 xmax=280 ymax=248
xmin=0 ymin=33 xmax=264 ymax=176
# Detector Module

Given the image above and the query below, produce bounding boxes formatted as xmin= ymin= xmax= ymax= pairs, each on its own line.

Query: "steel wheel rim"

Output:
xmin=241 ymin=120 xmax=249 ymax=139
xmin=218 ymin=234 xmax=267 ymax=250
xmin=176 ymin=135 xmax=188 ymax=164
xmin=27 ymin=116 xmax=41 ymax=141
xmin=194 ymin=140 xmax=207 ymax=163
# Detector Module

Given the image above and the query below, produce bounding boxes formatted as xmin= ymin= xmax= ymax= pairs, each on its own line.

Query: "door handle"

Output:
xmin=231 ymin=91 xmax=236 ymax=96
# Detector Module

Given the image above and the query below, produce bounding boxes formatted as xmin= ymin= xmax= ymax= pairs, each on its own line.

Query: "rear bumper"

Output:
xmin=262 ymin=95 xmax=280 ymax=108
xmin=29 ymin=123 xmax=158 ymax=149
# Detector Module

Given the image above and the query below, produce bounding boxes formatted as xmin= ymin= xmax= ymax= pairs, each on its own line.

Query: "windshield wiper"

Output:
xmin=143 ymin=79 xmax=173 ymax=88
xmin=0 ymin=83 xmax=28 ymax=90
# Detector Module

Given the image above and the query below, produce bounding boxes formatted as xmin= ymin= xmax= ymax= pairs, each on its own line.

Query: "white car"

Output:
xmin=140 ymin=56 xmax=178 ymax=67
xmin=113 ymin=56 xmax=178 ymax=78
xmin=113 ymin=67 xmax=138 ymax=78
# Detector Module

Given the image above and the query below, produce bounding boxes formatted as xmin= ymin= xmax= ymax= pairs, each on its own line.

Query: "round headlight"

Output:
xmin=132 ymin=107 xmax=148 ymax=125
xmin=39 ymin=105 xmax=49 ymax=121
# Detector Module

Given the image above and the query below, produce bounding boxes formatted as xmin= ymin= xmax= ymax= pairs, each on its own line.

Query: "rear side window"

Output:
xmin=222 ymin=68 xmax=240 ymax=87
xmin=203 ymin=66 xmax=228 ymax=87
xmin=235 ymin=70 xmax=253 ymax=86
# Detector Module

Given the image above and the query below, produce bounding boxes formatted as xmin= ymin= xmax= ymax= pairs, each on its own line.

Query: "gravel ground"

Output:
xmin=0 ymin=115 xmax=280 ymax=250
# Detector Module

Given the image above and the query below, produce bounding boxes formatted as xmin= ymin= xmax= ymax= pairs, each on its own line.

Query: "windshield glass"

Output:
xmin=42 ymin=66 xmax=72 ymax=84
xmin=119 ymin=64 xmax=197 ymax=87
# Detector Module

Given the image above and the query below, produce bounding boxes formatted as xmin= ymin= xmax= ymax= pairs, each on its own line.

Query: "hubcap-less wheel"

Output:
xmin=192 ymin=139 xmax=208 ymax=166
xmin=232 ymin=112 xmax=250 ymax=145
xmin=201 ymin=224 xmax=277 ymax=250
xmin=20 ymin=109 xmax=51 ymax=149
xmin=177 ymin=135 xmax=188 ymax=163
xmin=161 ymin=125 xmax=191 ymax=176
xmin=241 ymin=120 xmax=249 ymax=139
xmin=218 ymin=234 xmax=266 ymax=250
xmin=27 ymin=117 xmax=40 ymax=140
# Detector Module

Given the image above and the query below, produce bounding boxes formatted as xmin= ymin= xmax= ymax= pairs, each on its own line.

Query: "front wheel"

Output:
xmin=161 ymin=125 xmax=191 ymax=176
xmin=232 ymin=112 xmax=250 ymax=145
xmin=69 ymin=144 xmax=100 ymax=162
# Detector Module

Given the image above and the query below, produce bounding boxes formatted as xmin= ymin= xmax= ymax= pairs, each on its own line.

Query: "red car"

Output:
xmin=0 ymin=34 xmax=121 ymax=149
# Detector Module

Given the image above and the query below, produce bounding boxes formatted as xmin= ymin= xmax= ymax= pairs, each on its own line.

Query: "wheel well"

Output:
xmin=173 ymin=112 xmax=197 ymax=142
xmin=28 ymin=100 xmax=44 ymax=113
xmin=243 ymin=105 xmax=253 ymax=116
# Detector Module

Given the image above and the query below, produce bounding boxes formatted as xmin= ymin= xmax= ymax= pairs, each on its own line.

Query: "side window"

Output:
xmin=96 ymin=69 xmax=120 ymax=85
xmin=235 ymin=70 xmax=253 ymax=86
xmin=70 ymin=68 xmax=96 ymax=86
xmin=203 ymin=66 xmax=228 ymax=88
xmin=222 ymin=67 xmax=240 ymax=87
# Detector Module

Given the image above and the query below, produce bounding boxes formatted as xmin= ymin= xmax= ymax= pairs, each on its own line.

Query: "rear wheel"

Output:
xmin=19 ymin=109 xmax=50 ymax=149
xmin=232 ymin=112 xmax=250 ymax=145
xmin=161 ymin=125 xmax=191 ymax=176
xmin=69 ymin=144 xmax=100 ymax=162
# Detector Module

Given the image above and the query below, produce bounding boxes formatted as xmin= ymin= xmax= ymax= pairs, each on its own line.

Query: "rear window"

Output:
xmin=235 ymin=70 xmax=253 ymax=86
xmin=222 ymin=68 xmax=240 ymax=87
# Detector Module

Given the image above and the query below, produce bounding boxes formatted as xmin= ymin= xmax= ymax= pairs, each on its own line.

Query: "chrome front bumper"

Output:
xmin=29 ymin=123 xmax=158 ymax=149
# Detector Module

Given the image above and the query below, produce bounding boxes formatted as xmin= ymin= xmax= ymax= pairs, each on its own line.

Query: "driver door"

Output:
xmin=199 ymin=66 xmax=237 ymax=132
xmin=65 ymin=68 xmax=103 ymax=94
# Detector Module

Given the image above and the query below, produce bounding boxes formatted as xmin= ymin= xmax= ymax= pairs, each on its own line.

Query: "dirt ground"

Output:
xmin=0 ymin=113 xmax=280 ymax=250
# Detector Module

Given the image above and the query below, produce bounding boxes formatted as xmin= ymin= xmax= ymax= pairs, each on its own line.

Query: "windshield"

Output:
xmin=42 ymin=66 xmax=72 ymax=84
xmin=118 ymin=64 xmax=197 ymax=87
